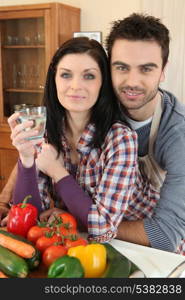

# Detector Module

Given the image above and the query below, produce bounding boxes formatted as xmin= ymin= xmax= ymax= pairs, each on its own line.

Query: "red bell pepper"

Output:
xmin=7 ymin=195 xmax=38 ymax=237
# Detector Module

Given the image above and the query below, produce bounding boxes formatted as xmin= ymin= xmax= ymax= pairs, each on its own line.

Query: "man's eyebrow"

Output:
xmin=140 ymin=63 xmax=158 ymax=68
xmin=112 ymin=61 xmax=158 ymax=68
xmin=111 ymin=61 xmax=129 ymax=67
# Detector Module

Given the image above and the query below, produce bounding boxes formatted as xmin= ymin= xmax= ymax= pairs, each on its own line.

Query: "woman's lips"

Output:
xmin=67 ymin=95 xmax=86 ymax=100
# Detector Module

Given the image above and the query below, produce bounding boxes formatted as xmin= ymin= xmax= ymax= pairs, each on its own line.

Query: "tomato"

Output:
xmin=35 ymin=233 xmax=62 ymax=252
xmin=58 ymin=212 xmax=77 ymax=230
xmin=65 ymin=237 xmax=88 ymax=249
xmin=58 ymin=226 xmax=77 ymax=237
xmin=27 ymin=225 xmax=51 ymax=244
xmin=42 ymin=245 xmax=67 ymax=267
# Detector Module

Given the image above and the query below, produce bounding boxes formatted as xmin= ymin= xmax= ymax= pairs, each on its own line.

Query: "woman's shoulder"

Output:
xmin=110 ymin=121 xmax=137 ymax=135
xmin=105 ymin=121 xmax=138 ymax=144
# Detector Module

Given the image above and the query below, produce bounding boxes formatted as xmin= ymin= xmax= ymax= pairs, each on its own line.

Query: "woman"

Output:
xmin=8 ymin=37 xmax=140 ymax=242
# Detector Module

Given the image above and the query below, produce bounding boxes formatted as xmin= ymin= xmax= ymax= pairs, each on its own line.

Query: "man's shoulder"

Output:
xmin=158 ymin=90 xmax=185 ymax=141
xmin=162 ymin=89 xmax=185 ymax=120
xmin=154 ymin=91 xmax=185 ymax=169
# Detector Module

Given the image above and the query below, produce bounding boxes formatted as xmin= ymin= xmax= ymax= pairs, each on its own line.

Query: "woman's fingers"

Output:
xmin=0 ymin=215 xmax=8 ymax=227
xmin=39 ymin=208 xmax=64 ymax=224
xmin=10 ymin=120 xmax=35 ymax=140
xmin=39 ymin=208 xmax=56 ymax=223
xmin=7 ymin=112 xmax=20 ymax=130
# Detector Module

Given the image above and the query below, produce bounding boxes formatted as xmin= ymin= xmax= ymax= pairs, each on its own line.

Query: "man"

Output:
xmin=106 ymin=13 xmax=185 ymax=254
xmin=1 ymin=14 xmax=185 ymax=255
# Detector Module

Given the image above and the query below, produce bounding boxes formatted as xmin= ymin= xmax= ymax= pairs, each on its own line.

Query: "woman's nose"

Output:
xmin=70 ymin=77 xmax=82 ymax=90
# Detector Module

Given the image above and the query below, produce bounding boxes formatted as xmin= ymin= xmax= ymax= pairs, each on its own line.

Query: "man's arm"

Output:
xmin=0 ymin=164 xmax=17 ymax=221
xmin=116 ymin=220 xmax=150 ymax=246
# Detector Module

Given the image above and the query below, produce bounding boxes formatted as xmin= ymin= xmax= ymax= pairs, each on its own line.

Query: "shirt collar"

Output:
xmin=61 ymin=123 xmax=96 ymax=155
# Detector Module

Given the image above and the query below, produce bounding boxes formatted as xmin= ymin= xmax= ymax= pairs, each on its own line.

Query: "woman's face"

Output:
xmin=55 ymin=53 xmax=102 ymax=116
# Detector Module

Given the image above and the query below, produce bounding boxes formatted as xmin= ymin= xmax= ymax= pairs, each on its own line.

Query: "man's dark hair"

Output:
xmin=106 ymin=13 xmax=170 ymax=68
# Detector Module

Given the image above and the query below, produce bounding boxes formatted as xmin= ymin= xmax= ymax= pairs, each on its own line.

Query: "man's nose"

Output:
xmin=125 ymin=70 xmax=140 ymax=86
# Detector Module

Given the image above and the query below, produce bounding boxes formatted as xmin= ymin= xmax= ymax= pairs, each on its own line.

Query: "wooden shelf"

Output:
xmin=5 ymin=88 xmax=44 ymax=93
xmin=3 ymin=45 xmax=45 ymax=49
xmin=0 ymin=2 xmax=80 ymax=191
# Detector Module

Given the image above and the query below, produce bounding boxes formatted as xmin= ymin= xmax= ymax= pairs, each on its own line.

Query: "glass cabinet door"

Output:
xmin=1 ymin=16 xmax=45 ymax=118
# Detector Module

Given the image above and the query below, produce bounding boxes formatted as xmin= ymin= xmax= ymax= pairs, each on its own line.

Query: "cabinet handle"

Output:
xmin=0 ymin=176 xmax=5 ymax=180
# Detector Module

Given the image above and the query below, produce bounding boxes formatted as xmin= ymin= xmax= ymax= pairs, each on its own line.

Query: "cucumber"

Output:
xmin=129 ymin=261 xmax=141 ymax=276
xmin=0 ymin=245 xmax=29 ymax=278
xmin=0 ymin=230 xmax=41 ymax=270
xmin=101 ymin=243 xmax=132 ymax=278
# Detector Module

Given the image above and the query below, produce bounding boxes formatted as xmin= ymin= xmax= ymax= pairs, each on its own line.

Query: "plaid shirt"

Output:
xmin=37 ymin=122 xmax=185 ymax=255
xmin=38 ymin=122 xmax=160 ymax=239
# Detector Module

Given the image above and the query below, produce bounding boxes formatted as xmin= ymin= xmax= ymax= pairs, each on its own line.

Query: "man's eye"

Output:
xmin=116 ymin=65 xmax=128 ymax=71
xmin=141 ymin=67 xmax=152 ymax=73
xmin=84 ymin=73 xmax=95 ymax=79
xmin=60 ymin=73 xmax=71 ymax=78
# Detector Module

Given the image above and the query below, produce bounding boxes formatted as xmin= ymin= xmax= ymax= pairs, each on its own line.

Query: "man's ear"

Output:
xmin=160 ymin=61 xmax=168 ymax=83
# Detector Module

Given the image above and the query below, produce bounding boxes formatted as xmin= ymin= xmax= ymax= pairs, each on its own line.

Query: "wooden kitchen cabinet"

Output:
xmin=0 ymin=2 xmax=80 ymax=190
xmin=0 ymin=149 xmax=18 ymax=191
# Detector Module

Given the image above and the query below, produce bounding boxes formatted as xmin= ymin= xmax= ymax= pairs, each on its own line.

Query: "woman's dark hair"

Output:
xmin=43 ymin=37 xmax=120 ymax=153
xmin=106 ymin=13 xmax=170 ymax=69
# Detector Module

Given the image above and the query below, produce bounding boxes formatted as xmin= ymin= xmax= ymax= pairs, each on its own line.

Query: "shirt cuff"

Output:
xmin=18 ymin=158 xmax=36 ymax=177
xmin=144 ymin=218 xmax=174 ymax=252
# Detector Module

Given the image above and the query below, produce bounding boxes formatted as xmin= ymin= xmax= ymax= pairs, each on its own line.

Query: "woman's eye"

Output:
xmin=60 ymin=73 xmax=71 ymax=78
xmin=84 ymin=73 xmax=95 ymax=79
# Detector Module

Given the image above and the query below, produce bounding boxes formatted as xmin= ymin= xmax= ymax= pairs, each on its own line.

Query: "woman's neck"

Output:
xmin=65 ymin=111 xmax=90 ymax=147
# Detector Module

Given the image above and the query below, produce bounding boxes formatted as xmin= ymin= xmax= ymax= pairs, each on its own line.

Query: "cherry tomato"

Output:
xmin=65 ymin=237 xmax=88 ymax=249
xmin=57 ymin=226 xmax=77 ymax=237
xmin=42 ymin=245 xmax=67 ymax=267
xmin=58 ymin=212 xmax=77 ymax=230
xmin=35 ymin=233 xmax=62 ymax=252
xmin=27 ymin=225 xmax=51 ymax=244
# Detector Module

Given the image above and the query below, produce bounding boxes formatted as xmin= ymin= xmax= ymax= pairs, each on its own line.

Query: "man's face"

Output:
xmin=111 ymin=39 xmax=165 ymax=117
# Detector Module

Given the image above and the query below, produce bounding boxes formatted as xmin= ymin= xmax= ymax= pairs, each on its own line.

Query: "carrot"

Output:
xmin=0 ymin=271 xmax=8 ymax=278
xmin=0 ymin=233 xmax=35 ymax=259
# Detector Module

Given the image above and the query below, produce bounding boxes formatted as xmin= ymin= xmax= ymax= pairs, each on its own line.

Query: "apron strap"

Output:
xmin=148 ymin=94 xmax=166 ymax=185
xmin=149 ymin=94 xmax=163 ymax=155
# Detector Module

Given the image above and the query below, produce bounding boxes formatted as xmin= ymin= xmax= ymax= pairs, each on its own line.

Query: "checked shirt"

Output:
xmin=38 ymin=122 xmax=160 ymax=241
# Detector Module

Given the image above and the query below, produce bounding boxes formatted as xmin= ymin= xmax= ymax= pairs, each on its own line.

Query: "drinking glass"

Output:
xmin=18 ymin=106 xmax=46 ymax=140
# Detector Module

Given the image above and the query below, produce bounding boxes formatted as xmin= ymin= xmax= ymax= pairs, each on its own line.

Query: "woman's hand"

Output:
xmin=39 ymin=207 xmax=66 ymax=224
xmin=36 ymin=143 xmax=69 ymax=182
xmin=0 ymin=207 xmax=9 ymax=226
xmin=8 ymin=112 xmax=44 ymax=168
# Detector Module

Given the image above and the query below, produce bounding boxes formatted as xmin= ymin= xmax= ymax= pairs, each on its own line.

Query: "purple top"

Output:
xmin=13 ymin=159 xmax=92 ymax=228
